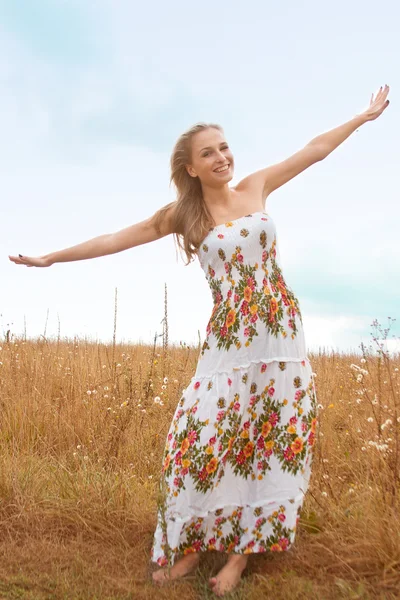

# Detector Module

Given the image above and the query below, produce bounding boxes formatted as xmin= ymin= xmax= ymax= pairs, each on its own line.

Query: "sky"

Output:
xmin=1 ymin=0 xmax=399 ymax=355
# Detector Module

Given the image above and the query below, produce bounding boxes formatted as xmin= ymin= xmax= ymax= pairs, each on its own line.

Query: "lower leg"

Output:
xmin=209 ymin=553 xmax=249 ymax=596
xmin=152 ymin=552 xmax=201 ymax=585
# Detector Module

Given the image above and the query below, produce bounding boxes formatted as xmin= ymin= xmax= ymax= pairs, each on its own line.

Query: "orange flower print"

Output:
xmin=270 ymin=543 xmax=283 ymax=552
xmin=286 ymin=424 xmax=297 ymax=434
xmin=225 ymin=309 xmax=236 ymax=328
xmin=228 ymin=436 xmax=236 ymax=451
xmin=181 ymin=438 xmax=190 ymax=456
xmin=311 ymin=417 xmax=317 ymax=433
xmin=206 ymin=457 xmax=219 ymax=474
xmin=269 ymin=297 xmax=278 ymax=315
xmin=163 ymin=454 xmax=171 ymax=471
xmin=261 ymin=421 xmax=272 ymax=437
xmin=264 ymin=439 xmax=274 ymax=450
xmin=244 ymin=441 xmax=254 ymax=458
xmin=244 ymin=286 xmax=252 ymax=302
xmin=291 ymin=437 xmax=304 ymax=454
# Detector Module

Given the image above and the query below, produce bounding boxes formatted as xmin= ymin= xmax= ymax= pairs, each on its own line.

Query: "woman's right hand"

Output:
xmin=8 ymin=254 xmax=53 ymax=268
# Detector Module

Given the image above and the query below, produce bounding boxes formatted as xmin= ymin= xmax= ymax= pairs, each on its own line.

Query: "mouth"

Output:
xmin=213 ymin=164 xmax=230 ymax=173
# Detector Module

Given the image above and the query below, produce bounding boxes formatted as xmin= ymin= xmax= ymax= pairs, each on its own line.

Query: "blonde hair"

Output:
xmin=150 ymin=122 xmax=224 ymax=266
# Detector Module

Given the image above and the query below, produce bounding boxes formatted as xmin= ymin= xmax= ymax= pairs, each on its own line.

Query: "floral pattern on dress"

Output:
xmin=151 ymin=212 xmax=318 ymax=567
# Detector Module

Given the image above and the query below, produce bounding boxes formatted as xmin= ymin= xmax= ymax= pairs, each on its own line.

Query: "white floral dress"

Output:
xmin=151 ymin=211 xmax=318 ymax=566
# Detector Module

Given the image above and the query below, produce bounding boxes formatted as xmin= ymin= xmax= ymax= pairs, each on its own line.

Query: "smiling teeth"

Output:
xmin=215 ymin=165 xmax=229 ymax=172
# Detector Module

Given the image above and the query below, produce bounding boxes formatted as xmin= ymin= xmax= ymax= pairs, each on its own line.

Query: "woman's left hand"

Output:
xmin=359 ymin=85 xmax=390 ymax=122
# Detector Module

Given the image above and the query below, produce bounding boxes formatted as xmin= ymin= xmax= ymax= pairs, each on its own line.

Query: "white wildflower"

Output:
xmin=360 ymin=358 xmax=366 ymax=364
xmin=367 ymin=417 xmax=374 ymax=423
xmin=321 ymin=491 xmax=328 ymax=497
xmin=154 ymin=396 xmax=161 ymax=404
xmin=350 ymin=364 xmax=361 ymax=371
xmin=104 ymin=386 xmax=109 ymax=391
xmin=356 ymin=399 xmax=362 ymax=404
xmin=348 ymin=488 xmax=355 ymax=494
xmin=86 ymin=390 xmax=92 ymax=396
xmin=356 ymin=374 xmax=363 ymax=382
xmin=163 ymin=377 xmax=168 ymax=384
xmin=116 ymin=363 xmax=121 ymax=368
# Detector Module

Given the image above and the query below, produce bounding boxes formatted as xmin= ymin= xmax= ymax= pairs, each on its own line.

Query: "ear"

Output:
xmin=185 ymin=165 xmax=197 ymax=178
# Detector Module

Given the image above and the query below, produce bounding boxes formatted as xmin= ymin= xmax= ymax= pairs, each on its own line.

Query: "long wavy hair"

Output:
xmin=150 ymin=122 xmax=224 ymax=266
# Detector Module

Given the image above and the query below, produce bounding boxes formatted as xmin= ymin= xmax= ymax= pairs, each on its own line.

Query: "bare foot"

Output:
xmin=152 ymin=552 xmax=200 ymax=585
xmin=208 ymin=554 xmax=248 ymax=597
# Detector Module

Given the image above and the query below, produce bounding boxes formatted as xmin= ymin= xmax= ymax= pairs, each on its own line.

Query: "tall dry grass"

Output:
xmin=0 ymin=295 xmax=399 ymax=599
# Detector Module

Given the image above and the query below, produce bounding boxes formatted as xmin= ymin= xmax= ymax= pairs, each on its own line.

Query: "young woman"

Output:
xmin=9 ymin=85 xmax=390 ymax=597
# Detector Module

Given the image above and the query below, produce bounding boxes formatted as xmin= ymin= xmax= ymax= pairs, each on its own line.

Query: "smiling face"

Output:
xmin=186 ymin=127 xmax=234 ymax=187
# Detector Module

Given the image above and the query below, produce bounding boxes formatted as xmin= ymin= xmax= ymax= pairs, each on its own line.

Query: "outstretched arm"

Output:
xmin=8 ymin=207 xmax=176 ymax=268
xmin=241 ymin=85 xmax=390 ymax=197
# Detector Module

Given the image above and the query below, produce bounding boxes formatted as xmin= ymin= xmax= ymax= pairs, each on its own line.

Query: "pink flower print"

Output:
xmin=181 ymin=467 xmax=189 ymax=476
xmin=255 ymin=517 xmax=264 ymax=528
xmin=216 ymin=410 xmax=225 ymax=421
xmin=289 ymin=416 xmax=298 ymax=425
xmin=247 ymin=277 xmax=255 ymax=290
xmin=261 ymin=363 xmax=267 ymax=373
xmin=257 ymin=437 xmax=264 ymax=450
xmin=257 ymin=461 xmax=263 ymax=470
xmin=264 ymin=448 xmax=273 ymax=457
xmin=227 ymin=289 xmax=232 ymax=298
xmin=168 ymin=433 xmax=173 ymax=441
xmin=269 ymin=412 xmax=279 ymax=426
xmin=284 ymin=446 xmax=295 ymax=461
xmin=220 ymin=325 xmax=228 ymax=337
xmin=258 ymin=545 xmax=266 ymax=553
xmin=237 ymin=511 xmax=242 ymax=519
xmin=240 ymin=301 xmax=249 ymax=316
xmin=278 ymin=513 xmax=286 ymax=522
xmin=249 ymin=395 xmax=257 ymax=407
xmin=294 ymin=390 xmax=303 ymax=401
xmin=192 ymin=405 xmax=198 ymax=414
xmin=177 ymin=409 xmax=184 ymax=419
xmin=301 ymin=422 xmax=308 ymax=432
xmin=244 ymin=327 xmax=250 ymax=337
xmin=227 ymin=377 xmax=232 ymax=386
xmin=237 ymin=253 xmax=244 ymax=263
xmin=217 ymin=233 xmax=224 ymax=239
xmin=188 ymin=430 xmax=198 ymax=445
xmin=234 ymin=293 xmax=240 ymax=303
xmin=193 ymin=539 xmax=202 ymax=551
xmin=224 ymin=263 xmax=229 ymax=273
xmin=172 ymin=440 xmax=177 ymax=450
xmin=262 ymin=250 xmax=267 ymax=262
xmin=210 ymin=268 xmax=215 ymax=277
xmin=288 ymin=319 xmax=294 ymax=330
xmin=219 ymin=543 xmax=225 ymax=551
xmin=268 ymin=386 xmax=275 ymax=396
xmin=250 ymin=313 xmax=258 ymax=323
xmin=218 ymin=443 xmax=223 ymax=452
xmin=199 ymin=467 xmax=208 ymax=481
xmin=233 ymin=401 xmax=241 ymax=411
xmin=278 ymin=537 xmax=289 ymax=550
xmin=215 ymin=517 xmax=224 ymax=527
xmin=174 ymin=451 xmax=182 ymax=465
xmin=208 ymin=536 xmax=216 ymax=545
xmin=253 ymin=426 xmax=258 ymax=437
xmin=301 ymin=360 xmax=306 ymax=366
xmin=234 ymin=535 xmax=239 ymax=544
xmin=236 ymin=450 xmax=246 ymax=464
xmin=194 ymin=381 xmax=201 ymax=390
xmin=243 ymin=420 xmax=250 ymax=430
xmin=209 ymin=435 xmax=217 ymax=445
xmin=173 ymin=477 xmax=180 ymax=487
xmin=195 ymin=522 xmax=202 ymax=531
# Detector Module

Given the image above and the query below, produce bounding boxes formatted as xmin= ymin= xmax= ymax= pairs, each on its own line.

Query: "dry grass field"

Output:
xmin=0 ymin=311 xmax=399 ymax=599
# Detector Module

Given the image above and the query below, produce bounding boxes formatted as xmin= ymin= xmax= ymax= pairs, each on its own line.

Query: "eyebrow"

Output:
xmin=199 ymin=143 xmax=227 ymax=154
